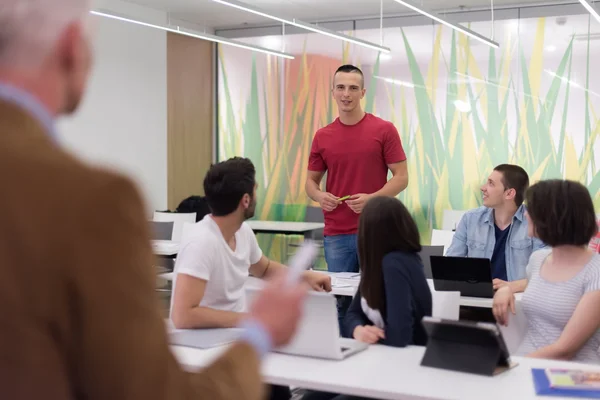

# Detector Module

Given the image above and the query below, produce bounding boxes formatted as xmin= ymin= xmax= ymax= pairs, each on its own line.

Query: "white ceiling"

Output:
xmin=121 ymin=0 xmax=572 ymax=30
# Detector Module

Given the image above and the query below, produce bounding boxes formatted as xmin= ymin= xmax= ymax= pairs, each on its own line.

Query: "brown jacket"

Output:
xmin=0 ymin=99 xmax=265 ymax=400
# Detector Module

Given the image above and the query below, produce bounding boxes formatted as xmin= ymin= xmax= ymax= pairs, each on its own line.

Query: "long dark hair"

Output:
xmin=358 ymin=196 xmax=422 ymax=312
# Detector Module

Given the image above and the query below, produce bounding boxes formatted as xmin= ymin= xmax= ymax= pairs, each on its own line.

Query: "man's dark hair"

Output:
xmin=526 ymin=179 xmax=597 ymax=247
xmin=203 ymin=157 xmax=256 ymax=217
xmin=358 ymin=196 xmax=421 ymax=318
xmin=493 ymin=164 xmax=530 ymax=207
xmin=334 ymin=64 xmax=364 ymax=88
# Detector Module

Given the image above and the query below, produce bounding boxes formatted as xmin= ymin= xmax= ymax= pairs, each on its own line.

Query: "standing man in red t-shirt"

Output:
xmin=306 ymin=64 xmax=409 ymax=329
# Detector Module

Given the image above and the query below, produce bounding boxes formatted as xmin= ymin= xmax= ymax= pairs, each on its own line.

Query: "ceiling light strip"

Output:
xmin=391 ymin=0 xmax=499 ymax=48
xmin=211 ymin=0 xmax=391 ymax=53
xmin=578 ymin=0 xmax=600 ymax=23
xmin=90 ymin=10 xmax=295 ymax=59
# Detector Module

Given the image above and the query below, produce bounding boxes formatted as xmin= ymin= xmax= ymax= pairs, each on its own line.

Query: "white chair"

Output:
xmin=180 ymin=221 xmax=196 ymax=243
xmin=442 ymin=209 xmax=467 ymax=231
xmin=153 ymin=212 xmax=196 ymax=242
xmin=431 ymin=229 xmax=455 ymax=255
xmin=498 ymin=301 xmax=527 ymax=355
xmin=430 ymin=289 xmax=460 ymax=320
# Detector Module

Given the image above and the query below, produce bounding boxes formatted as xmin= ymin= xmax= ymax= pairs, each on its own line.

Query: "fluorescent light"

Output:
xmin=453 ymin=99 xmax=471 ymax=113
xmin=578 ymin=0 xmax=600 ymax=23
xmin=375 ymin=76 xmax=415 ymax=88
xmin=545 ymin=45 xmax=557 ymax=52
xmin=90 ymin=10 xmax=295 ymax=59
xmin=455 ymin=71 xmax=542 ymax=101
xmin=391 ymin=0 xmax=499 ymax=48
xmin=545 ymin=69 xmax=600 ymax=97
xmin=379 ymin=53 xmax=393 ymax=61
xmin=211 ymin=0 xmax=391 ymax=53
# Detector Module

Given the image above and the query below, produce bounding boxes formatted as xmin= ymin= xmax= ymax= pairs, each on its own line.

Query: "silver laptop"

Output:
xmin=246 ymin=287 xmax=368 ymax=360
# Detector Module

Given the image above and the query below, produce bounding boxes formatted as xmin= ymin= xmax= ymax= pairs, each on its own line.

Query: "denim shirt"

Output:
xmin=446 ymin=205 xmax=547 ymax=281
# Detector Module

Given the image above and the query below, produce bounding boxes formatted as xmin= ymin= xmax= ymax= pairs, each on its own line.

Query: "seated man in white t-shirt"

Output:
xmin=170 ymin=157 xmax=332 ymax=330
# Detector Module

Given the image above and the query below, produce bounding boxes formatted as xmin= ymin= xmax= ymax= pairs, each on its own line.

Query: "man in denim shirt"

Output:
xmin=446 ymin=164 xmax=546 ymax=293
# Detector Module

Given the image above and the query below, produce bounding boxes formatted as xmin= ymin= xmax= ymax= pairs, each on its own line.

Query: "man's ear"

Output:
xmin=505 ymin=188 xmax=516 ymax=201
xmin=241 ymin=193 xmax=250 ymax=209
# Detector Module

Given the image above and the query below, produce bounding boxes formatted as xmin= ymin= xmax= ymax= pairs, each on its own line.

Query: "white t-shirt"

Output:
xmin=170 ymin=215 xmax=263 ymax=315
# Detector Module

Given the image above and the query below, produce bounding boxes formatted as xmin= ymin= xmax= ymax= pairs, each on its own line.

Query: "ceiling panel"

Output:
xmin=121 ymin=0 xmax=576 ymax=30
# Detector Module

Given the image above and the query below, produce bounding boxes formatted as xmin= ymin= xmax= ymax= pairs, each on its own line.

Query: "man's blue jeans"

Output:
xmin=323 ymin=234 xmax=359 ymax=336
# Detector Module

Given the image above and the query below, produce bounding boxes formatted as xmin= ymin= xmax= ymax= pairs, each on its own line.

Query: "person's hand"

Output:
xmin=353 ymin=325 xmax=385 ymax=344
xmin=345 ymin=193 xmax=372 ymax=214
xmin=493 ymin=278 xmax=510 ymax=290
xmin=317 ymin=192 xmax=341 ymax=212
xmin=303 ymin=270 xmax=332 ymax=292
xmin=247 ymin=274 xmax=307 ymax=347
xmin=492 ymin=286 xmax=515 ymax=327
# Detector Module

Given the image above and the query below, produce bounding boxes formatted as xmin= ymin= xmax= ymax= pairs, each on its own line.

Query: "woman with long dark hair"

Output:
xmin=344 ymin=196 xmax=432 ymax=346
xmin=302 ymin=197 xmax=432 ymax=400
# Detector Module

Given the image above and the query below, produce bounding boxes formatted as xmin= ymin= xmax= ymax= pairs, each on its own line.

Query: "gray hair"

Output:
xmin=0 ymin=0 xmax=92 ymax=67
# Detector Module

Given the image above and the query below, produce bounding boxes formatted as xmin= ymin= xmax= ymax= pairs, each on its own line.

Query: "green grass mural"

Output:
xmin=218 ymin=16 xmax=600 ymax=264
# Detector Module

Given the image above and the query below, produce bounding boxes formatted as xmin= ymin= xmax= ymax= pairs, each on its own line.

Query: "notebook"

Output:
xmin=532 ymin=368 xmax=600 ymax=398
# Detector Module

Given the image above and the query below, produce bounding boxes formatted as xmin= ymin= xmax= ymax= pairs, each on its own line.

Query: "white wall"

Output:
xmin=58 ymin=15 xmax=168 ymax=212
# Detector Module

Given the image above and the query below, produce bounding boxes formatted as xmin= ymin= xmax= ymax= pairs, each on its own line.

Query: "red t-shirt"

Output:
xmin=308 ymin=113 xmax=406 ymax=236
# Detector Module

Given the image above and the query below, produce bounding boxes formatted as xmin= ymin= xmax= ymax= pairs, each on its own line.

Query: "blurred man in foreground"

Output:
xmin=0 ymin=1 xmax=306 ymax=399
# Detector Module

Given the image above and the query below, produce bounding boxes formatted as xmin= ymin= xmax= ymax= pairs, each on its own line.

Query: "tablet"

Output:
xmin=420 ymin=317 xmax=517 ymax=376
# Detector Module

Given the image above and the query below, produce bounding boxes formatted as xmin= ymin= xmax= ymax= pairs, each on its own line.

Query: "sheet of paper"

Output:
xmin=331 ymin=277 xmax=358 ymax=288
xmin=332 ymin=272 xmax=361 ymax=279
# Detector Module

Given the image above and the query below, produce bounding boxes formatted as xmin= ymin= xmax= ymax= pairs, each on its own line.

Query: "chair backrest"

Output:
xmin=431 ymin=290 xmax=460 ymax=321
xmin=153 ymin=212 xmax=197 ymax=242
xmin=151 ymin=221 xmax=174 ymax=240
xmin=181 ymin=222 xmax=196 ymax=243
xmin=442 ymin=209 xmax=467 ymax=231
xmin=430 ymin=229 xmax=455 ymax=255
xmin=498 ymin=301 xmax=527 ymax=355
xmin=418 ymin=245 xmax=445 ymax=279
xmin=304 ymin=206 xmax=324 ymax=241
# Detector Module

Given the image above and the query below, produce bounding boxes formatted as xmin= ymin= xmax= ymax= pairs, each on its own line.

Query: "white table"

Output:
xmin=172 ymin=343 xmax=585 ymax=400
xmin=323 ymin=273 xmax=524 ymax=309
xmin=459 ymin=293 xmax=523 ymax=308
xmin=162 ymin=271 xmax=523 ymax=310
xmin=246 ymin=220 xmax=324 ymax=239
xmin=152 ymin=240 xmax=179 ymax=256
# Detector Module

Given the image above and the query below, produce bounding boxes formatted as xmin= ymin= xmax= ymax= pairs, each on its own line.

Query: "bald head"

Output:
xmin=0 ymin=0 xmax=91 ymax=67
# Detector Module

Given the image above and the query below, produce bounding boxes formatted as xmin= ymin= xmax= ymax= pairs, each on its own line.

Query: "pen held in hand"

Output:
xmin=285 ymin=240 xmax=318 ymax=286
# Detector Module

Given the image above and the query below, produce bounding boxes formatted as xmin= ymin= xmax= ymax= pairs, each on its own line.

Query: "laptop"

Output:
xmin=246 ymin=287 xmax=368 ymax=360
xmin=418 ymin=245 xmax=445 ymax=279
xmin=430 ymin=256 xmax=495 ymax=298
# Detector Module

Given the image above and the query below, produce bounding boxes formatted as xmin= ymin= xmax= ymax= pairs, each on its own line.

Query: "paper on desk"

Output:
xmin=332 ymin=272 xmax=361 ymax=279
xmin=331 ymin=277 xmax=357 ymax=288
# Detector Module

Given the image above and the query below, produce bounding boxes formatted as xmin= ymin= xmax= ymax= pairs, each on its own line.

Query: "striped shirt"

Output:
xmin=518 ymin=249 xmax=600 ymax=363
